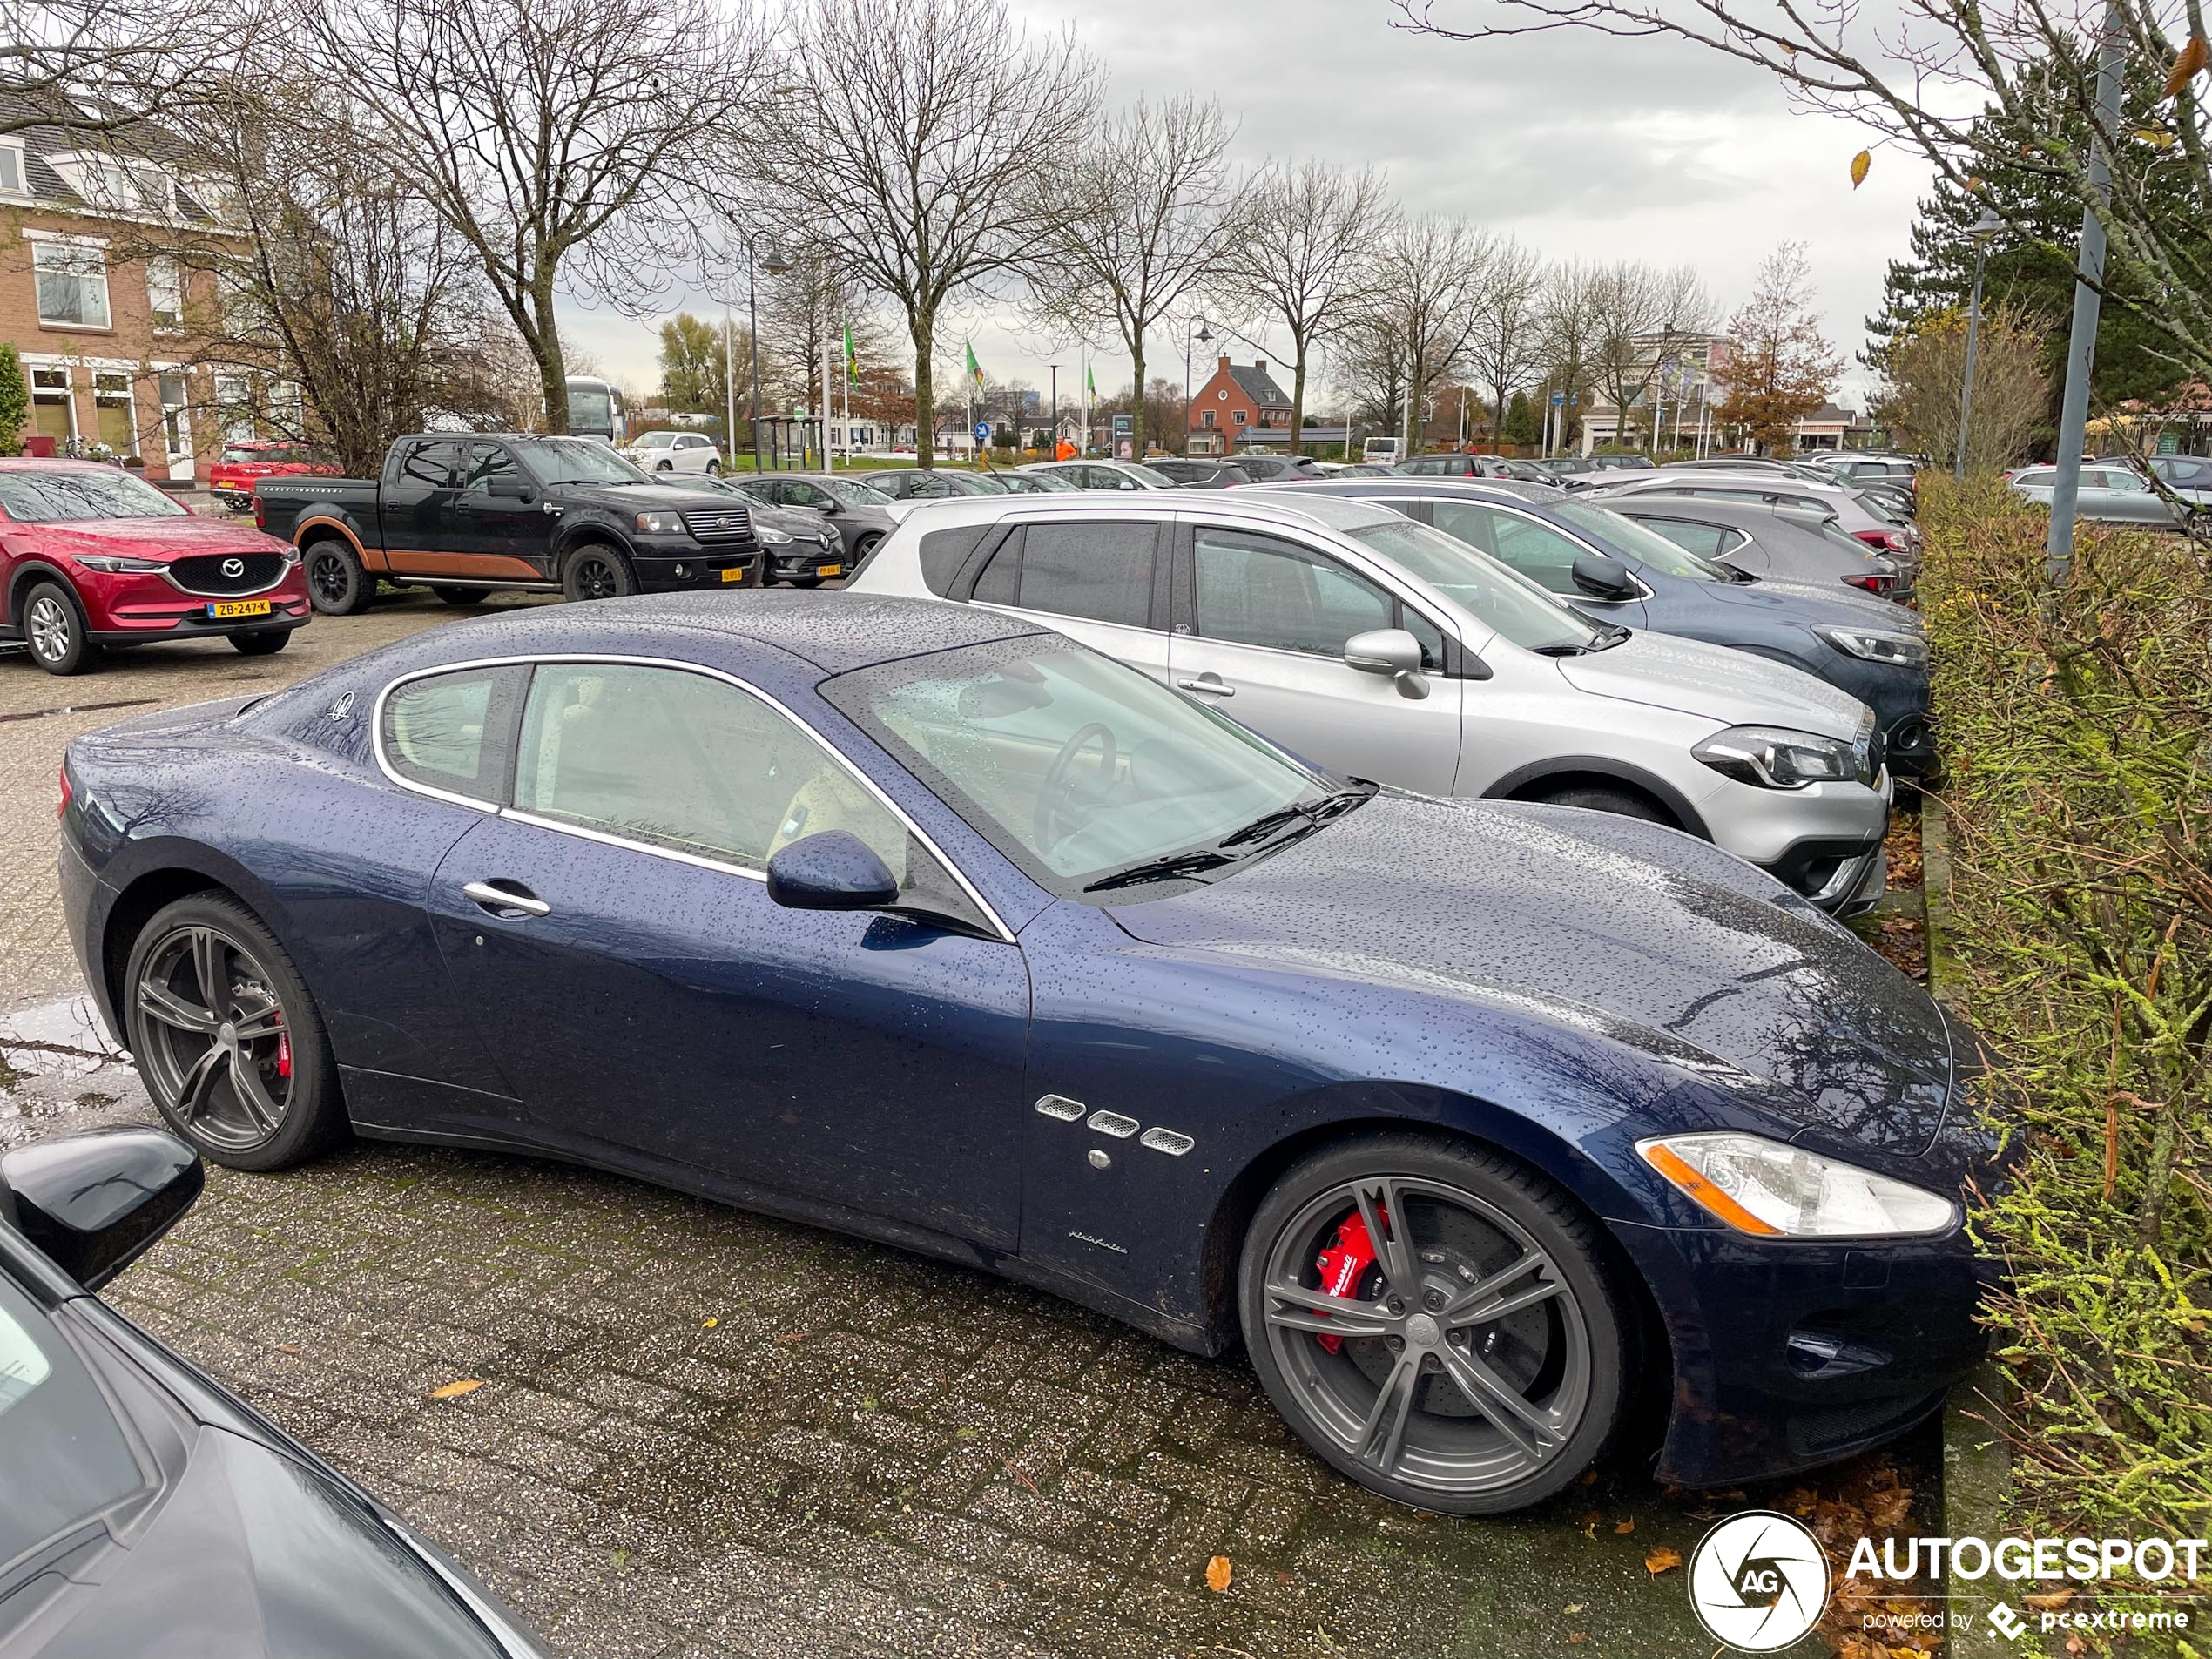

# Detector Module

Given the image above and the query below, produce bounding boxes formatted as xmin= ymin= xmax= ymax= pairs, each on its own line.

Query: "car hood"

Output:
xmin=1107 ymin=792 xmax=1953 ymax=1153
xmin=749 ymin=501 xmax=833 ymax=535
xmin=33 ymin=1426 xmax=529 ymax=1659
xmin=1553 ymin=626 xmax=1870 ymax=738
xmin=1689 ymin=574 xmax=1927 ymax=634
xmin=562 ymin=480 xmax=750 ymax=514
xmin=18 ymin=515 xmax=295 ymax=561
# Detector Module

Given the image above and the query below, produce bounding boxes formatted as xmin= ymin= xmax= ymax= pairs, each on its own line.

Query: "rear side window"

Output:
xmin=1639 ymin=518 xmax=1729 ymax=559
xmin=997 ymin=523 xmax=1157 ymax=627
xmin=380 ymin=665 xmax=525 ymax=803
xmin=917 ymin=524 xmax=993 ymax=596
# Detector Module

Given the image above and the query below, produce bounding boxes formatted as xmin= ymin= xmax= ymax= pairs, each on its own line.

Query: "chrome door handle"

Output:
xmin=462 ymin=880 xmax=550 ymax=918
xmin=1177 ymin=676 xmax=1235 ymax=697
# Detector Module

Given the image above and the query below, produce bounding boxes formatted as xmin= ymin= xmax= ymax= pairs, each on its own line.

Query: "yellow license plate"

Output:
xmin=208 ymin=599 xmax=272 ymax=619
xmin=816 ymin=564 xmax=843 ymax=578
xmin=720 ymin=567 xmax=745 ymax=583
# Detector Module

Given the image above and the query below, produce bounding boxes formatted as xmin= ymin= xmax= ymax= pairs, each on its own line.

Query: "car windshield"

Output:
xmin=1121 ymin=462 xmax=1177 ymax=487
xmin=632 ymin=432 xmax=676 ymax=448
xmin=0 ymin=468 xmax=188 ymax=521
xmin=514 ymin=437 xmax=654 ymax=486
xmin=1548 ymin=497 xmax=1733 ymax=581
xmin=0 ymin=1273 xmax=145 ymax=1566
xmin=823 ymin=635 xmax=1340 ymax=896
xmin=820 ymin=477 xmax=892 ymax=505
xmin=1340 ymin=516 xmax=1600 ymax=652
xmin=1003 ymin=470 xmax=1078 ymax=492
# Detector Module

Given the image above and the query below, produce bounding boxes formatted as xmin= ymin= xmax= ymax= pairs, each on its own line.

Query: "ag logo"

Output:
xmin=1687 ymin=1510 xmax=1831 ymax=1651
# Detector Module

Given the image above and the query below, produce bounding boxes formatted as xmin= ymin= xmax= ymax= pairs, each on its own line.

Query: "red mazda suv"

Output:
xmin=0 ymin=461 xmax=312 ymax=675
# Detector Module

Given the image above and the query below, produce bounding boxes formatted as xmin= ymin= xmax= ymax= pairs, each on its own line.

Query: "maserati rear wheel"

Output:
xmin=1239 ymin=1134 xmax=1631 ymax=1514
xmin=125 ymin=894 xmax=347 ymax=1171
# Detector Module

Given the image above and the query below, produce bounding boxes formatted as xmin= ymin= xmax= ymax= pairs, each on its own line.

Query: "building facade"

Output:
xmin=1186 ymin=355 xmax=1294 ymax=455
xmin=0 ymin=98 xmax=275 ymax=483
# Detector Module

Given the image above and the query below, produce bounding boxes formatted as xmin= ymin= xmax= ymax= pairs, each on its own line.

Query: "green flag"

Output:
xmin=964 ymin=342 xmax=983 ymax=388
xmin=843 ymin=323 xmax=858 ymax=384
xmin=1085 ymin=361 xmax=1095 ymax=395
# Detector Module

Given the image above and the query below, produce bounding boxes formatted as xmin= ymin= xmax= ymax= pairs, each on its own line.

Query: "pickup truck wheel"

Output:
xmin=304 ymin=539 xmax=374 ymax=616
xmin=563 ymin=545 xmax=637 ymax=603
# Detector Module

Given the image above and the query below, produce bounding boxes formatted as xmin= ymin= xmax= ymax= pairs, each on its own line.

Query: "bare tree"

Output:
xmin=767 ymin=0 xmax=1096 ymax=466
xmin=755 ymin=240 xmax=891 ymax=420
xmin=1219 ymin=159 xmax=1388 ymax=455
xmin=1588 ymin=260 xmax=1710 ymax=450
xmin=1387 ymin=0 xmax=2212 ymax=444
xmin=0 ymin=0 xmax=271 ymax=137
xmin=1538 ymin=261 xmax=1604 ymax=451
xmin=1352 ymin=213 xmax=1495 ymax=454
xmin=1875 ymin=305 xmax=2053 ymax=469
xmin=1030 ymin=95 xmax=1244 ymax=458
xmin=307 ymin=0 xmax=768 ymax=434
xmin=1466 ymin=239 xmax=1548 ymax=449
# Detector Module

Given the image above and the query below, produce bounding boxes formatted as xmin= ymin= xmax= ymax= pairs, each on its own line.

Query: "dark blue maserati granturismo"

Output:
xmin=57 ymin=592 xmax=1992 ymax=1515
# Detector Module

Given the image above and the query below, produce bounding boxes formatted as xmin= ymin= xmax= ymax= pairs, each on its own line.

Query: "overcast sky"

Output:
xmin=558 ymin=0 xmax=1933 ymax=413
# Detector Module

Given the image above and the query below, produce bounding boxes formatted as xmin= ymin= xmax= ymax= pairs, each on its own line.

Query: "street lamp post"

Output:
xmin=1184 ymin=318 xmax=1213 ymax=453
xmin=727 ymin=234 xmax=790 ymax=476
xmin=1954 ymin=208 xmax=2005 ymax=482
xmin=1046 ymin=362 xmax=1058 ymax=457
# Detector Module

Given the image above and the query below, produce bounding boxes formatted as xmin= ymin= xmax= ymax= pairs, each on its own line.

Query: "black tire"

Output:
xmin=1532 ymin=784 xmax=1670 ymax=826
xmin=705 ymin=460 xmax=721 ymax=475
xmin=787 ymin=576 xmax=824 ymax=590
xmin=229 ymin=631 xmax=290 ymax=657
xmin=303 ymin=537 xmax=374 ymax=616
xmin=1238 ymin=1133 xmax=1632 ymax=1516
xmin=20 ymin=580 xmax=98 ymax=676
xmin=432 ymin=586 xmax=481 ymax=606
xmin=849 ymin=531 xmax=883 ymax=568
xmin=122 ymin=892 xmax=347 ymax=1172
xmin=655 ymin=460 xmax=673 ymax=472
xmin=562 ymin=544 xmax=637 ymax=603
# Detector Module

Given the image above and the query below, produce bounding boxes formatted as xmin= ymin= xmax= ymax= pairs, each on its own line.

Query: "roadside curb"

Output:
xmin=1922 ymin=795 xmax=2020 ymax=1658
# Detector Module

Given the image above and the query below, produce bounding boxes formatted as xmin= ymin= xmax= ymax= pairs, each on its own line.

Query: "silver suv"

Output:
xmin=848 ymin=490 xmax=1892 ymax=913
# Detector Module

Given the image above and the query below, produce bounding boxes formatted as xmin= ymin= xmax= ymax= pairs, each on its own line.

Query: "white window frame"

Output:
xmin=145 ymin=256 xmax=185 ymax=328
xmin=30 ymin=236 xmax=111 ymax=329
xmin=0 ymin=139 xmax=27 ymax=199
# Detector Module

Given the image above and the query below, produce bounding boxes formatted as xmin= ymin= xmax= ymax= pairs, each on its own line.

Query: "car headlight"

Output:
xmin=1817 ymin=625 xmax=1928 ymax=669
xmin=1639 ymin=1132 xmax=1959 ymax=1238
xmin=758 ymin=527 xmax=792 ymax=544
xmin=1692 ymin=725 xmax=1858 ymax=789
xmin=74 ymin=553 xmax=168 ymax=573
xmin=280 ymin=545 xmax=302 ymax=566
xmin=633 ymin=511 xmax=689 ymax=535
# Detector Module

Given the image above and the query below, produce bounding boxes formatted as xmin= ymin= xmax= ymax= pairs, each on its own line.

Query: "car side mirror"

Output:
xmin=488 ymin=476 xmax=530 ymax=500
xmin=0 ymin=1128 xmax=203 ymax=1291
xmin=1570 ymin=552 xmax=1637 ymax=601
xmin=1344 ymin=628 xmax=1432 ymax=700
xmin=766 ymin=829 xmax=900 ymax=911
xmin=816 ymin=498 xmax=840 ymax=514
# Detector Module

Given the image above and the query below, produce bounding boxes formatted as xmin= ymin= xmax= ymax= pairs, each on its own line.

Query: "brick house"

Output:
xmin=0 ymin=93 xmax=275 ymax=484
xmin=1187 ymin=354 xmax=1294 ymax=455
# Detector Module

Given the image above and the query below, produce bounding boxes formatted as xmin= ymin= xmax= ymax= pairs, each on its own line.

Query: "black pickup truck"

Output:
xmin=254 ymin=434 xmax=765 ymax=614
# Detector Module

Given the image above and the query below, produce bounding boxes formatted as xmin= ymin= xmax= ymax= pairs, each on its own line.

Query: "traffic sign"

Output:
xmin=974 ymin=420 xmax=992 ymax=442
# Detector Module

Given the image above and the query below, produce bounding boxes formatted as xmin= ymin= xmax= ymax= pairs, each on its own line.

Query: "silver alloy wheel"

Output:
xmin=133 ymin=923 xmax=294 ymax=1152
xmin=26 ymin=592 xmax=71 ymax=663
xmin=1258 ymin=1174 xmax=1591 ymax=1498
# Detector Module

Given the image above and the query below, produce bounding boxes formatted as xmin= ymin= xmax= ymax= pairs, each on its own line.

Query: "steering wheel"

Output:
xmin=1034 ymin=722 xmax=1119 ymax=853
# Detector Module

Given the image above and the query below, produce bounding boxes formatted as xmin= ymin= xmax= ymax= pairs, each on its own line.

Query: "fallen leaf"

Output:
xmin=2023 ymin=1588 xmax=2074 ymax=1610
xmin=1851 ymin=149 xmax=1871 ymax=188
xmin=1568 ymin=1635 xmax=1588 ymax=1647
xmin=774 ymin=1331 xmax=806 ymax=1343
xmin=1614 ymin=1519 xmax=1636 ymax=1534
xmin=1004 ymin=1461 xmax=1040 ymax=1495
xmin=1205 ymin=1554 xmax=1233 ymax=1594
xmin=701 ymin=1317 xmax=718 ymax=1328
xmin=428 ymin=1379 xmax=483 ymax=1399
xmin=273 ymin=1343 xmax=300 ymax=1355
xmin=1576 ymin=1468 xmax=1599 ymax=1487
xmin=2166 ymin=33 xmax=2209 ymax=97
xmin=1645 ymin=1546 xmax=1683 ymax=1575
xmin=1563 ymin=1605 xmax=1584 ymax=1615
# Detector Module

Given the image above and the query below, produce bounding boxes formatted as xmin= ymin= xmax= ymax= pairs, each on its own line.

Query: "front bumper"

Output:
xmin=631 ymin=548 xmax=763 ymax=590
xmin=1710 ymin=768 xmax=1892 ymax=914
xmin=765 ymin=540 xmax=846 ymax=581
xmin=91 ymin=597 xmax=313 ymax=644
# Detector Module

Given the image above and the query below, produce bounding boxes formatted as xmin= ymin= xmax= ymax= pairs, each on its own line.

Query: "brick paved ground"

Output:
xmin=1 ymin=589 xmax=1846 ymax=1657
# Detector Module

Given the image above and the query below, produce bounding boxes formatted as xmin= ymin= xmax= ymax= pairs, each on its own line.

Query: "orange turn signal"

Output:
xmin=1641 ymin=1143 xmax=1784 ymax=1236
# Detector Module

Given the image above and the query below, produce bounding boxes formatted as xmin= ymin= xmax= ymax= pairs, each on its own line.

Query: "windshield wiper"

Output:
xmin=1082 ymin=848 xmax=1238 ymax=893
xmin=1217 ymin=787 xmax=1372 ymax=850
xmin=1586 ymin=623 xmax=1632 ymax=651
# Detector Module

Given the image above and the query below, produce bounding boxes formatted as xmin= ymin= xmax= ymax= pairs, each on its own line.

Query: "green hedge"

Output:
xmin=1921 ymin=480 xmax=2211 ymax=1589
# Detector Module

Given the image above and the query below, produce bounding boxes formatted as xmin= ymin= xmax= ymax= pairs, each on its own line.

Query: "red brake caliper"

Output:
xmin=275 ymin=1015 xmax=292 ymax=1079
xmin=1312 ymin=1206 xmax=1384 ymax=1354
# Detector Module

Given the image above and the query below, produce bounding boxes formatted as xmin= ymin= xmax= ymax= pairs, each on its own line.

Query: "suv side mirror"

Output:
xmin=0 ymin=1128 xmax=203 ymax=1290
xmin=1344 ymin=628 xmax=1432 ymax=700
xmin=488 ymin=475 xmax=531 ymax=500
xmin=1570 ymin=552 xmax=1637 ymax=601
xmin=766 ymin=829 xmax=900 ymax=911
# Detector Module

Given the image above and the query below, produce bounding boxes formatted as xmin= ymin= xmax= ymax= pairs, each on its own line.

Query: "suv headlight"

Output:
xmin=1639 ymin=1132 xmax=1958 ymax=1238
xmin=1693 ymin=725 xmax=1859 ymax=788
xmin=74 ymin=553 xmax=168 ymax=573
xmin=633 ymin=511 xmax=689 ymax=535
xmin=1818 ymin=625 xmax=1928 ymax=669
